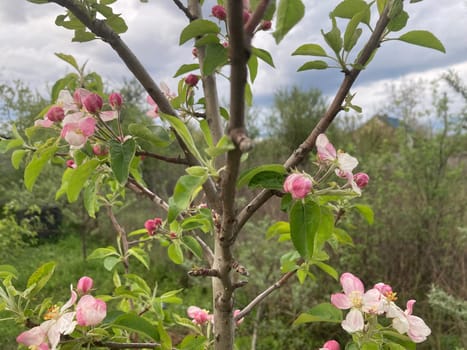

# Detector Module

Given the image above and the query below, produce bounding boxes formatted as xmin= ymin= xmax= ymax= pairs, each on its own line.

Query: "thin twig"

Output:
xmin=136 ymin=151 xmax=189 ymax=165
xmin=126 ymin=178 xmax=169 ymax=211
xmin=173 ymin=0 xmax=197 ymax=21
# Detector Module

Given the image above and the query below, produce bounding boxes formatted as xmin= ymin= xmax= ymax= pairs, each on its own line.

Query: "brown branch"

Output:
xmin=244 ymin=0 xmax=271 ymax=36
xmin=126 ymin=178 xmax=170 ymax=211
xmin=107 ymin=206 xmax=130 ymax=274
xmin=234 ymin=4 xmax=392 ymax=237
xmin=173 ymin=0 xmax=197 ymax=21
xmin=135 ymin=151 xmax=189 ymax=165
xmin=188 ymin=268 xmax=220 ymax=277
xmin=234 ymin=269 xmax=297 ymax=321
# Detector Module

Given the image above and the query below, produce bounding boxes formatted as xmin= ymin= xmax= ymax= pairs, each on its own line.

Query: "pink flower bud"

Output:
xmin=283 ymin=173 xmax=312 ymax=199
xmin=66 ymin=159 xmax=77 ymax=169
xmin=192 ymin=47 xmax=198 ymax=58
xmin=185 ymin=74 xmax=199 ymax=87
xmin=46 ymin=105 xmax=65 ymax=122
xmin=169 ymin=232 xmax=177 ymax=240
xmin=353 ymin=172 xmax=369 ymax=189
xmin=77 ymin=276 xmax=93 ymax=294
xmin=82 ymin=93 xmax=103 ymax=114
xmin=187 ymin=306 xmax=211 ymax=325
xmin=109 ymin=92 xmax=123 ymax=109
xmin=233 ymin=309 xmax=244 ymax=325
xmin=260 ymin=20 xmax=272 ymax=31
xmin=92 ymin=144 xmax=108 ymax=156
xmin=374 ymin=282 xmax=392 ymax=296
xmin=212 ymin=5 xmax=227 ymax=20
xmin=145 ymin=218 xmax=163 ymax=236
xmin=321 ymin=340 xmax=340 ymax=350
xmin=76 ymin=295 xmax=107 ymax=326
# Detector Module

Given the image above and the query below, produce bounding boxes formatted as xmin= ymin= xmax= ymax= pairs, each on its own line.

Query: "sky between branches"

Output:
xmin=0 ymin=0 xmax=466 ymax=117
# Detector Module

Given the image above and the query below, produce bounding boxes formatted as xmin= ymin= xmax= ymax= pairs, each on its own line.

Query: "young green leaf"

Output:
xmin=180 ymin=19 xmax=220 ymax=45
xmin=168 ymin=242 xmax=184 ymax=264
xmin=26 ymin=262 xmax=56 ymax=297
xmin=273 ymin=0 xmax=305 ymax=44
xmin=293 ymin=302 xmax=342 ymax=325
xmin=398 ymin=30 xmax=446 ymax=53
xmin=54 ymin=53 xmax=80 ymax=72
xmin=289 ymin=200 xmax=321 ymax=259
xmin=67 ymin=159 xmax=100 ymax=202
xmin=297 ymin=60 xmax=329 ymax=71
xmin=321 ymin=16 xmax=343 ymax=57
xmin=332 ymin=0 xmax=371 ymax=24
xmin=109 ymin=138 xmax=136 ymax=184
xmin=202 ymin=43 xmax=228 ymax=76
xmin=174 ymin=64 xmax=200 ymax=78
xmin=292 ymin=44 xmax=328 ymax=57
xmin=24 ymin=145 xmax=58 ymax=191
xmin=237 ymin=164 xmax=286 ymax=188
xmin=251 ymin=47 xmax=275 ymax=67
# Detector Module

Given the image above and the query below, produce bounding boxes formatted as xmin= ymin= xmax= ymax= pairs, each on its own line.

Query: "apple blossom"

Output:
xmin=61 ymin=115 xmax=96 ymax=149
xmin=77 ymin=276 xmax=93 ymax=294
xmin=233 ymin=309 xmax=244 ymax=325
xmin=76 ymin=295 xmax=107 ymax=327
xmin=331 ymin=273 xmax=383 ymax=333
xmin=320 ymin=340 xmax=340 ymax=350
xmin=66 ymin=160 xmax=77 ymax=169
xmin=283 ymin=173 xmax=312 ymax=199
xmin=187 ymin=306 xmax=212 ymax=325
xmin=92 ymin=144 xmax=108 ymax=156
xmin=389 ymin=300 xmax=431 ymax=343
xmin=17 ymin=286 xmax=78 ymax=350
xmin=34 ymin=118 xmax=54 ymax=128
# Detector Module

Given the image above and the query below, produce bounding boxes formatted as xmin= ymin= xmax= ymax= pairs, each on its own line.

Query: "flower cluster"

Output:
xmin=331 ymin=272 xmax=431 ymax=344
xmin=144 ymin=217 xmax=163 ymax=236
xmin=35 ymin=89 xmax=122 ymax=149
xmin=187 ymin=306 xmax=244 ymax=326
xmin=17 ymin=277 xmax=106 ymax=350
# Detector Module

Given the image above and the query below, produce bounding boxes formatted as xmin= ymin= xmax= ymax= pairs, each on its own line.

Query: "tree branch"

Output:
xmin=135 ymin=151 xmax=190 ymax=165
xmin=173 ymin=0 xmax=197 ymax=21
xmin=244 ymin=0 xmax=271 ymax=36
xmin=234 ymin=4 xmax=392 ymax=236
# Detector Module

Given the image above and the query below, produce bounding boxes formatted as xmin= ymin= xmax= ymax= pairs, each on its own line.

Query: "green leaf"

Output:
xmin=248 ymin=54 xmax=258 ymax=83
xmin=181 ymin=236 xmax=203 ymax=259
xmin=11 ymin=150 xmax=27 ymax=169
xmin=321 ymin=16 xmax=343 ymax=56
xmin=158 ymin=321 xmax=172 ymax=350
xmin=249 ymin=171 xmax=287 ymax=190
xmin=87 ymin=247 xmax=119 ymax=260
xmin=251 ymin=47 xmax=275 ymax=67
xmin=0 ymin=265 xmax=18 ymax=280
xmin=168 ymin=242 xmax=184 ymax=264
xmin=174 ymin=64 xmax=200 ymax=78
xmin=289 ymin=200 xmax=321 ymax=259
xmin=332 ymin=0 xmax=371 ymax=24
xmin=297 ymin=60 xmax=329 ymax=71
xmin=387 ymin=10 xmax=409 ymax=32
xmin=333 ymin=228 xmax=354 ymax=246
xmin=72 ymin=29 xmax=96 ymax=42
xmin=237 ymin=164 xmax=286 ymax=188
xmin=381 ymin=330 xmax=416 ymax=350
xmin=109 ymin=138 xmax=136 ymax=184
xmin=292 ymin=43 xmax=327 ymax=57
xmin=168 ymin=174 xmax=207 ymax=222
xmin=24 ymin=145 xmax=58 ymax=191
xmin=314 ymin=261 xmax=338 ymax=280
xmin=128 ymin=124 xmax=173 ymax=148
xmin=51 ymin=73 xmax=79 ymax=102
xmin=343 ymin=11 xmax=365 ymax=52
xmin=273 ymin=0 xmax=305 ymax=44
xmin=67 ymin=159 xmax=100 ymax=202
xmin=54 ymin=52 xmax=80 ymax=72
xmin=161 ymin=113 xmax=204 ymax=163
xmin=353 ymin=203 xmax=374 ymax=225
xmin=245 ymin=82 xmax=253 ymax=107
xmin=195 ymin=33 xmax=220 ymax=47
xmin=361 ymin=343 xmax=379 ymax=350
xmin=106 ymin=14 xmax=128 ymax=34
xmin=108 ymin=312 xmax=159 ymax=340
xmin=266 ymin=221 xmax=290 ymax=240
xmin=27 ymin=262 xmax=56 ymax=296
xmin=398 ymin=30 xmax=446 ymax=53
xmin=83 ymin=178 xmax=98 ymax=218
xmin=125 ymin=274 xmax=151 ymax=295
xmin=203 ymin=43 xmax=228 ymax=76
xmin=179 ymin=334 xmax=207 ymax=350
xmin=27 ymin=0 xmax=49 ymax=3
xmin=129 ymin=247 xmax=150 ymax=269
xmin=293 ymin=302 xmax=342 ymax=325
xmin=180 ymin=19 xmax=220 ymax=45
xmin=104 ymin=256 xmax=121 ymax=271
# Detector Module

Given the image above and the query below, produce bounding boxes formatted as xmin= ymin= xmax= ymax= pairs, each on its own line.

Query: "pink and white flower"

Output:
xmin=76 ymin=295 xmax=107 ymax=327
xmin=60 ymin=114 xmax=96 ymax=149
xmin=388 ymin=300 xmax=431 ymax=343
xmin=331 ymin=272 xmax=383 ymax=333
xmin=77 ymin=276 xmax=93 ymax=294
xmin=283 ymin=173 xmax=313 ymax=199
xmin=187 ymin=306 xmax=212 ymax=325
xmin=146 ymin=95 xmax=159 ymax=118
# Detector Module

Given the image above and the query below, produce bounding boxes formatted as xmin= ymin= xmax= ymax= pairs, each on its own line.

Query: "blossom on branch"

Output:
xmin=283 ymin=173 xmax=313 ymax=199
xmin=187 ymin=306 xmax=212 ymax=325
xmin=388 ymin=300 xmax=431 ymax=343
xmin=76 ymin=295 xmax=107 ymax=327
xmin=320 ymin=340 xmax=340 ymax=350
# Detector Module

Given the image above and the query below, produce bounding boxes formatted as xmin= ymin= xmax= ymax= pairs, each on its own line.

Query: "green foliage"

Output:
xmin=397 ymin=30 xmax=446 ymax=53
xmin=273 ymin=0 xmax=305 ymax=44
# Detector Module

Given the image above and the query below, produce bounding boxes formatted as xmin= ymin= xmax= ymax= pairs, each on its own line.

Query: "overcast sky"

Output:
xmin=0 ymin=0 xmax=466 ymax=117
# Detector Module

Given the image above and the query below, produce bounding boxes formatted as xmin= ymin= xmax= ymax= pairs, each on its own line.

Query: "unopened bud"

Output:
xmin=83 ymin=93 xmax=103 ymax=114
xmin=46 ymin=105 xmax=65 ymax=122
xmin=185 ymin=74 xmax=199 ymax=87
xmin=283 ymin=173 xmax=312 ymax=199
xmin=109 ymin=92 xmax=123 ymax=110
xmin=212 ymin=5 xmax=227 ymax=21
xmin=66 ymin=159 xmax=77 ymax=169
xmin=353 ymin=172 xmax=369 ymax=189
xmin=261 ymin=20 xmax=272 ymax=31
xmin=77 ymin=276 xmax=93 ymax=294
